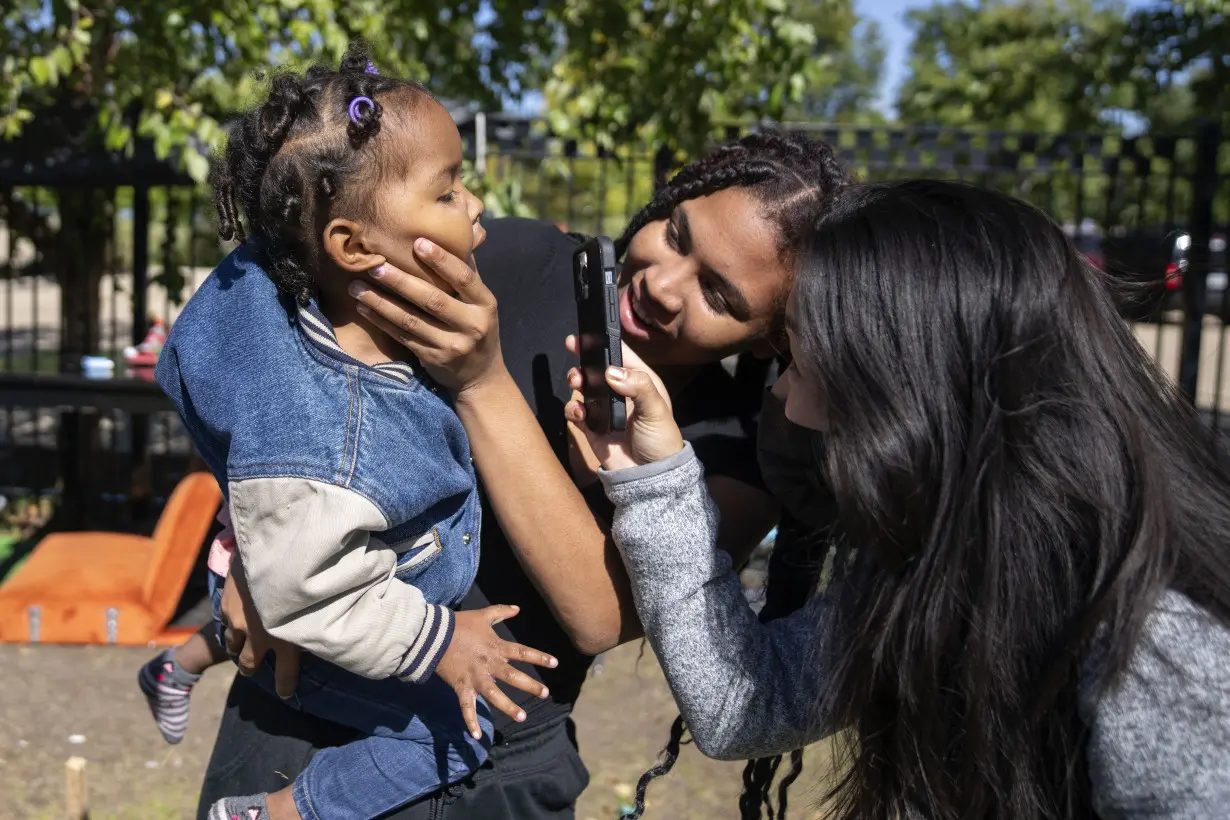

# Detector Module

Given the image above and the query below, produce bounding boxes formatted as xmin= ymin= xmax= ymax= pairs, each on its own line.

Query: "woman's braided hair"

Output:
xmin=210 ymin=42 xmax=433 ymax=304
xmin=616 ymin=131 xmax=849 ymax=264
xmin=618 ymin=130 xmax=848 ymax=820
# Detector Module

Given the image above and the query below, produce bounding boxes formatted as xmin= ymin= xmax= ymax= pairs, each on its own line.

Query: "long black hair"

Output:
xmin=617 ymin=130 xmax=849 ymax=819
xmin=211 ymin=42 xmax=433 ymax=303
xmin=789 ymin=180 xmax=1230 ymax=818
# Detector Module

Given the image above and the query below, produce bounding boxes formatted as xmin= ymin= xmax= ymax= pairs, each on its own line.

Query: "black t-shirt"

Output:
xmin=464 ymin=217 xmax=771 ymax=734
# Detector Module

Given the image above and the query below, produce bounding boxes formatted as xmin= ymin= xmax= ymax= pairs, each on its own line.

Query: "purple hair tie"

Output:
xmin=365 ymin=61 xmax=378 ymax=75
xmin=348 ymin=95 xmax=375 ymax=124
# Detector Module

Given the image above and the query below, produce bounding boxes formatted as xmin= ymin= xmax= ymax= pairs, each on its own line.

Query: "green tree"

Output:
xmin=896 ymin=0 xmax=1131 ymax=132
xmin=542 ymin=0 xmax=822 ymax=156
xmin=788 ymin=5 xmax=887 ymax=124
xmin=1 ymin=0 xmax=824 ymax=368
xmin=1119 ymin=0 xmax=1228 ymax=131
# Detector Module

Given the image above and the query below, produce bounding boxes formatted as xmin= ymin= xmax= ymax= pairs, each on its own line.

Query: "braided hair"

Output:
xmin=210 ymin=42 xmax=433 ymax=304
xmin=619 ymin=131 xmax=848 ymax=820
xmin=616 ymin=131 xmax=848 ymax=264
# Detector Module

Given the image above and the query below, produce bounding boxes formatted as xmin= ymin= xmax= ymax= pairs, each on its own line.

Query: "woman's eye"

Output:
xmin=665 ymin=220 xmax=681 ymax=252
xmin=702 ymin=284 xmax=728 ymax=315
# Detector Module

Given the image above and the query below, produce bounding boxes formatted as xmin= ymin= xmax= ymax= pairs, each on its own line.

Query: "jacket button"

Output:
xmin=463 ymin=533 xmax=472 ymax=544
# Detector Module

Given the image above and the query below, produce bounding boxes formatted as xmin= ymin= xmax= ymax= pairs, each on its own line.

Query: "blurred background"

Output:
xmin=0 ymin=1 xmax=1226 ymax=817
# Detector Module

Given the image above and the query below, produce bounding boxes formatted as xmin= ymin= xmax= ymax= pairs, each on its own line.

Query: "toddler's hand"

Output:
xmin=564 ymin=338 xmax=684 ymax=471
xmin=434 ymin=605 xmax=558 ymax=739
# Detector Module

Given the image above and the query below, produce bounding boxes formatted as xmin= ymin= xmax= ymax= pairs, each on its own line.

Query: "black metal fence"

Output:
xmin=1 ymin=118 xmax=1227 ymax=536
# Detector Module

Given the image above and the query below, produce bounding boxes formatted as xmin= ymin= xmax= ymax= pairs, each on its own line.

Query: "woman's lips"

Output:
xmin=620 ymin=286 xmax=653 ymax=340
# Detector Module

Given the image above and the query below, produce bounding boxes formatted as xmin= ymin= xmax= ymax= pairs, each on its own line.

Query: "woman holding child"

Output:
xmin=186 ymin=47 xmax=1230 ymax=820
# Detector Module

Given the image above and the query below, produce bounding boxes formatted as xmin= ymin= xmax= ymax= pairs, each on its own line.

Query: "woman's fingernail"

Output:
xmin=607 ymin=367 xmax=627 ymax=380
xmin=540 ymin=687 xmax=551 ymax=699
xmin=472 ymin=730 xmax=482 ymax=740
xmin=549 ymin=656 xmax=559 ymax=668
xmin=349 ymin=281 xmax=369 ymax=298
xmin=415 ymin=238 xmax=434 ymax=254
xmin=356 ymin=304 xmax=372 ymax=318
xmin=371 ymin=264 xmax=386 ymax=278
xmin=516 ymin=711 xmax=526 ymax=722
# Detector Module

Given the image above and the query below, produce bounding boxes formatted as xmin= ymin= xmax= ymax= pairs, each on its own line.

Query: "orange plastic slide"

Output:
xmin=0 ymin=472 xmax=221 ymax=646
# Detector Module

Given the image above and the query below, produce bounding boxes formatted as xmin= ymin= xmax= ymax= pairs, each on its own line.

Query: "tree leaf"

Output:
xmin=184 ymin=147 xmax=210 ymax=184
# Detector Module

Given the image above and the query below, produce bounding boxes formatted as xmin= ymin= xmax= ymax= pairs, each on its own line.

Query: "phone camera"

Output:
xmin=576 ymin=251 xmax=590 ymax=299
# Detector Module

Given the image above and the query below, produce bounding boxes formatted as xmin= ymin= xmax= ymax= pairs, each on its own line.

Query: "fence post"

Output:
xmin=1178 ymin=122 xmax=1222 ymax=401
xmin=65 ymin=755 xmax=88 ymax=819
xmin=131 ymin=184 xmax=150 ymax=346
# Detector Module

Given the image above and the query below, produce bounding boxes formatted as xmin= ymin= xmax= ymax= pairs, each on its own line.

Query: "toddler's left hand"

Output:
xmin=434 ymin=605 xmax=559 ymax=740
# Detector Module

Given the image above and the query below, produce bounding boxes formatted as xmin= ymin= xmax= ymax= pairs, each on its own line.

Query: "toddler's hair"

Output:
xmin=211 ymin=42 xmax=434 ymax=303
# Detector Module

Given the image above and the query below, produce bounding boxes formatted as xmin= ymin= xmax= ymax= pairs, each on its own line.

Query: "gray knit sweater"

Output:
xmin=601 ymin=444 xmax=1230 ymax=818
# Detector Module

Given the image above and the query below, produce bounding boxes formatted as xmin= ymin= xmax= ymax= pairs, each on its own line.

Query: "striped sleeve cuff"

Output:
xmin=396 ymin=604 xmax=456 ymax=684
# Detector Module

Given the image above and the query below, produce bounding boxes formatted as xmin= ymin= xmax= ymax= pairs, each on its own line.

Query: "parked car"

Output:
xmin=1084 ymin=229 xmax=1228 ymax=322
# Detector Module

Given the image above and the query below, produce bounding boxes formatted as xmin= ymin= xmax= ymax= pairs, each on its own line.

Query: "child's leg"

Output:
xmin=137 ymin=625 xmax=226 ymax=744
xmin=290 ymin=709 xmax=491 ymax=820
xmin=235 ymin=660 xmax=492 ymax=819
xmin=176 ymin=623 xmax=229 ymax=672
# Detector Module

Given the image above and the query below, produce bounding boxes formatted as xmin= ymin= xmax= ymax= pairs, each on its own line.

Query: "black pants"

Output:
xmin=197 ymin=675 xmax=590 ymax=819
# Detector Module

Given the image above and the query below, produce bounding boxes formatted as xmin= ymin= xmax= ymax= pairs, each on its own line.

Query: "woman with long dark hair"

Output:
xmin=572 ymin=179 xmax=1230 ymax=818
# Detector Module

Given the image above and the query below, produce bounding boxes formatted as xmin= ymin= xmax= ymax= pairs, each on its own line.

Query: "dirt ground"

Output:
xmin=0 ymin=641 xmax=833 ymax=820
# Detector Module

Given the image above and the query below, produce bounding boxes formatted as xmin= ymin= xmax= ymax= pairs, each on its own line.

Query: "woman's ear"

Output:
xmin=322 ymin=218 xmax=387 ymax=273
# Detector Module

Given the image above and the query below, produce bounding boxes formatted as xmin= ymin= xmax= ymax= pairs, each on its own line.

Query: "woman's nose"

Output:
xmin=642 ymin=262 xmax=690 ymax=318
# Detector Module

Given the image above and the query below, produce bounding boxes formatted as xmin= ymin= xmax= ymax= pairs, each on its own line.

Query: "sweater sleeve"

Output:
xmin=227 ymin=476 xmax=453 ymax=683
xmin=1081 ymin=590 xmax=1230 ymax=818
xmin=600 ymin=444 xmax=836 ymax=760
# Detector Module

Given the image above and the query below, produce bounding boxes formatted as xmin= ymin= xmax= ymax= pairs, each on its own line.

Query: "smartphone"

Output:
xmin=573 ymin=236 xmax=627 ymax=433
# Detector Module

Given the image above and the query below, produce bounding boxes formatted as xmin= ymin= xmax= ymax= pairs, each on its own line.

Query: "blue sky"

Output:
xmin=858 ymin=0 xmax=921 ymax=114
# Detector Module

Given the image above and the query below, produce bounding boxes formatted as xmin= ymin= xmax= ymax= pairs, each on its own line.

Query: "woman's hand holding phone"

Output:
xmin=564 ymin=337 xmax=684 ymax=471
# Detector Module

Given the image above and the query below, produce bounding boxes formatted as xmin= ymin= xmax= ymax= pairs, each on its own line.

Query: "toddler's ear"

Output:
xmin=322 ymin=218 xmax=385 ymax=272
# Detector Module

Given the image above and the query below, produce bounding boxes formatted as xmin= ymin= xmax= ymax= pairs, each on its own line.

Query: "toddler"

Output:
xmin=138 ymin=45 xmax=555 ymax=820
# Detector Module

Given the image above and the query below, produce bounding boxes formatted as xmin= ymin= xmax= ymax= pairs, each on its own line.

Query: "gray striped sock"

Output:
xmin=137 ymin=648 xmax=199 ymax=745
xmin=207 ymin=793 xmax=269 ymax=820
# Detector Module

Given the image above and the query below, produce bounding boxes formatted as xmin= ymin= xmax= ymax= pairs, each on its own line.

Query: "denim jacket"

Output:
xmin=156 ymin=244 xmax=480 ymax=683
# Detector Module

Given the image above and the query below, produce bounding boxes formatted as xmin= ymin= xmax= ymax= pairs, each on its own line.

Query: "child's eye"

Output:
xmin=438 ymin=190 xmax=458 ymax=204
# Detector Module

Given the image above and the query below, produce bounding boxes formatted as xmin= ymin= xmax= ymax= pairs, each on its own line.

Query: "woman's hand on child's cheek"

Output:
xmin=221 ymin=559 xmax=302 ymax=699
xmin=351 ymin=239 xmax=506 ymax=396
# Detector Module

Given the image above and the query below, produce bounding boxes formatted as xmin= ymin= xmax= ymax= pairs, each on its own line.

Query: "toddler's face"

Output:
xmin=367 ymin=100 xmax=485 ymax=285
